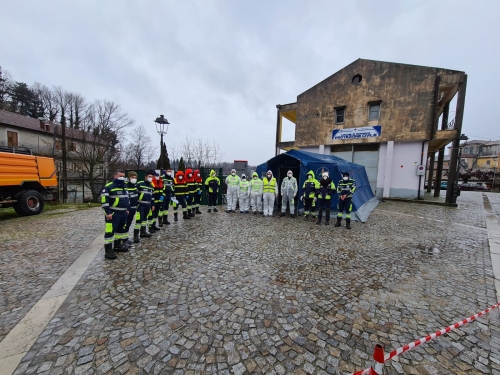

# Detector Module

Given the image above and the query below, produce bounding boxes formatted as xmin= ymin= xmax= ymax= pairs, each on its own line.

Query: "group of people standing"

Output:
xmin=100 ymin=167 xmax=356 ymax=260
xmin=100 ymin=168 xmax=218 ymax=260
xmin=224 ymin=169 xmax=356 ymax=227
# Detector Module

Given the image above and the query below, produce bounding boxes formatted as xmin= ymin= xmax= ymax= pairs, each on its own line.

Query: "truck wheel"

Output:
xmin=14 ymin=190 xmax=45 ymax=216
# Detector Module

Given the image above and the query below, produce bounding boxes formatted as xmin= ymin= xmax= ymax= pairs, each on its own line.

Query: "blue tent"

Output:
xmin=256 ymin=150 xmax=378 ymax=222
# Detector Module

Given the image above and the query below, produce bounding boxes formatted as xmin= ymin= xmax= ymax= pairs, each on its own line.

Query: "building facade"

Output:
xmin=276 ymin=59 xmax=466 ymax=199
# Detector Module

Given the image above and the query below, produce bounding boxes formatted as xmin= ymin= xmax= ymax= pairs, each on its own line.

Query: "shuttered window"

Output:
xmin=7 ymin=131 xmax=18 ymax=147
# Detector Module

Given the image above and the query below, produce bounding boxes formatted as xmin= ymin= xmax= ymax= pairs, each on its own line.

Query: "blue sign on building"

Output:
xmin=332 ymin=126 xmax=382 ymax=140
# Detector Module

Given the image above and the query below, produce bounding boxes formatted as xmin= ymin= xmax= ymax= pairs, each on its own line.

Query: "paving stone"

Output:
xmin=4 ymin=194 xmax=500 ymax=374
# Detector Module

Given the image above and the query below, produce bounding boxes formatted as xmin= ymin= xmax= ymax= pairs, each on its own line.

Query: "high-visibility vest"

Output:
xmin=250 ymin=179 xmax=263 ymax=191
xmin=239 ymin=180 xmax=250 ymax=192
xmin=262 ymin=177 xmax=276 ymax=193
xmin=226 ymin=175 xmax=240 ymax=186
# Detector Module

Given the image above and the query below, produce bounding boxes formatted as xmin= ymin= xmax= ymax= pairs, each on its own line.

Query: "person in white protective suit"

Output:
xmin=225 ymin=169 xmax=240 ymax=212
xmin=280 ymin=170 xmax=298 ymax=218
xmin=262 ymin=170 xmax=278 ymax=217
xmin=249 ymin=172 xmax=263 ymax=214
xmin=238 ymin=174 xmax=251 ymax=213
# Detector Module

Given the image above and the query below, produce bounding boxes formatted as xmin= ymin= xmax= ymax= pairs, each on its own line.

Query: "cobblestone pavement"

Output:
xmin=7 ymin=192 xmax=500 ymax=374
xmin=487 ymin=193 xmax=500 ymax=220
xmin=0 ymin=208 xmax=102 ymax=342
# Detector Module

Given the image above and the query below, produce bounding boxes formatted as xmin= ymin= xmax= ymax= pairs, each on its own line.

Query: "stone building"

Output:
xmin=276 ymin=59 xmax=467 ymax=200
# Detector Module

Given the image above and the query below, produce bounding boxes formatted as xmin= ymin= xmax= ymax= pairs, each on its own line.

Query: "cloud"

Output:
xmin=1 ymin=0 xmax=499 ymax=164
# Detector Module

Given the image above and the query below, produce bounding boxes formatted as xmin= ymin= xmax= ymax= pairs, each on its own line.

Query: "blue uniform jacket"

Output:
xmin=100 ymin=180 xmax=130 ymax=215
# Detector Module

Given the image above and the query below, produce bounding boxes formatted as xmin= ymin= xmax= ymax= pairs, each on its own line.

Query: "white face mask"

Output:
xmin=287 ymin=174 xmax=292 ymax=177
xmin=253 ymin=176 xmax=257 ymax=179
xmin=155 ymin=176 xmax=160 ymax=180
xmin=231 ymin=172 xmax=236 ymax=176
xmin=323 ymin=176 xmax=328 ymax=180
xmin=117 ymin=176 xmax=125 ymax=181
xmin=130 ymin=178 xmax=137 ymax=184
xmin=178 ymin=176 xmax=183 ymax=180
xmin=343 ymin=176 xmax=349 ymax=181
xmin=167 ymin=172 xmax=172 ymax=176
xmin=197 ymin=174 xmax=200 ymax=177
xmin=147 ymin=177 xmax=153 ymax=182
xmin=267 ymin=175 xmax=271 ymax=178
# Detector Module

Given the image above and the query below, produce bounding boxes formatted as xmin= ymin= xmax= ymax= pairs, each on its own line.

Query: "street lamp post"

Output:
xmin=154 ymin=115 xmax=170 ymax=171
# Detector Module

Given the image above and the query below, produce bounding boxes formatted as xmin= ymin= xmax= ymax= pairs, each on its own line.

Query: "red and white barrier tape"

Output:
xmin=385 ymin=302 xmax=500 ymax=361
xmin=349 ymin=302 xmax=500 ymax=375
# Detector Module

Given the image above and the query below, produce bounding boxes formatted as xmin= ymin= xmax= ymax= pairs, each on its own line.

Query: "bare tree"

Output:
xmin=0 ymin=67 xmax=13 ymax=111
xmin=179 ymin=137 xmax=225 ymax=169
xmin=123 ymin=124 xmax=155 ymax=170
xmin=70 ymin=100 xmax=133 ymax=201
xmin=32 ymin=83 xmax=59 ymax=121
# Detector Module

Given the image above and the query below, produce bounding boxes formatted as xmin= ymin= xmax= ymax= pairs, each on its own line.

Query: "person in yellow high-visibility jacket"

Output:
xmin=262 ymin=170 xmax=278 ymax=217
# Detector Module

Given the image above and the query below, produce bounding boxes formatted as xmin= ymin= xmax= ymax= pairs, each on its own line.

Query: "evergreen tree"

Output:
xmin=156 ymin=142 xmax=171 ymax=170
xmin=178 ymin=157 xmax=186 ymax=172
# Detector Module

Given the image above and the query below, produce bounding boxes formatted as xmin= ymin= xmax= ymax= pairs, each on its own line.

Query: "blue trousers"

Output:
xmin=105 ymin=211 xmax=127 ymax=245
xmin=337 ymin=197 xmax=352 ymax=218
xmin=134 ymin=204 xmax=151 ymax=229
xmin=124 ymin=208 xmax=137 ymax=233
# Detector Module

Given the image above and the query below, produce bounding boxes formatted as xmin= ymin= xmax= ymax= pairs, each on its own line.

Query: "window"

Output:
xmin=368 ymin=103 xmax=380 ymax=120
xmin=463 ymin=147 xmax=468 ymax=153
xmin=70 ymin=142 xmax=76 ymax=151
xmin=7 ymin=131 xmax=18 ymax=147
xmin=335 ymin=107 xmax=346 ymax=124
xmin=487 ymin=160 xmax=491 ymax=165
xmin=352 ymin=74 xmax=362 ymax=85
xmin=55 ymin=140 xmax=62 ymax=150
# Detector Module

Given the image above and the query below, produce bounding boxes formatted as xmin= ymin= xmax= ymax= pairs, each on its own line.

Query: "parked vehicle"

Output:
xmin=440 ymin=181 xmax=447 ymax=190
xmin=459 ymin=182 xmax=490 ymax=191
xmin=0 ymin=151 xmax=58 ymax=216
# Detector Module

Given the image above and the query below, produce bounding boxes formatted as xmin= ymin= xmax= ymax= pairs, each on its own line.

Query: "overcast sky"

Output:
xmin=1 ymin=0 xmax=498 ymax=165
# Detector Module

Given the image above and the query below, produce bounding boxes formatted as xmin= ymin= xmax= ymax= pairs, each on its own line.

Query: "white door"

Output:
xmin=353 ymin=144 xmax=379 ymax=195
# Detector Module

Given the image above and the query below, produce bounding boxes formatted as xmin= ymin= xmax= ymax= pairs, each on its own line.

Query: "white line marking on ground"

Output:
xmin=0 ymin=232 xmax=104 ymax=375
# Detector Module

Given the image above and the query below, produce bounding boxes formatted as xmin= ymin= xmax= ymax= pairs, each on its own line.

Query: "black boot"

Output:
xmin=174 ymin=212 xmax=178 ymax=222
xmin=207 ymin=208 xmax=212 ymax=213
xmin=334 ymin=217 xmax=342 ymax=227
xmin=114 ymin=239 xmax=128 ymax=253
xmin=196 ymin=207 xmax=202 ymax=214
xmin=191 ymin=209 xmax=196 ymax=218
xmin=346 ymin=218 xmax=351 ymax=229
xmin=140 ymin=227 xmax=152 ymax=238
xmin=158 ymin=217 xmax=163 ymax=227
xmin=214 ymin=207 xmax=218 ymax=212
xmin=188 ymin=209 xmax=194 ymax=217
xmin=316 ymin=209 xmax=323 ymax=225
xmin=163 ymin=215 xmax=170 ymax=225
xmin=104 ymin=243 xmax=116 ymax=260
xmin=304 ymin=215 xmax=309 ymax=221
xmin=290 ymin=214 xmax=296 ymax=218
xmin=151 ymin=222 xmax=160 ymax=231
xmin=183 ymin=211 xmax=191 ymax=220
xmin=133 ymin=229 xmax=141 ymax=243
xmin=122 ymin=240 xmax=131 ymax=251
xmin=325 ymin=209 xmax=330 ymax=225
xmin=280 ymin=212 xmax=286 ymax=217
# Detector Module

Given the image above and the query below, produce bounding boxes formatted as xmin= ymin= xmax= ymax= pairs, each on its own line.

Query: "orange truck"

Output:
xmin=0 ymin=151 xmax=58 ymax=216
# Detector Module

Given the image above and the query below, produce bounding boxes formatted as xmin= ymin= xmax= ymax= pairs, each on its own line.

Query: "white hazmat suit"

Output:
xmin=225 ymin=170 xmax=240 ymax=212
xmin=262 ymin=170 xmax=278 ymax=217
xmin=281 ymin=171 xmax=298 ymax=216
xmin=249 ymin=172 xmax=263 ymax=214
